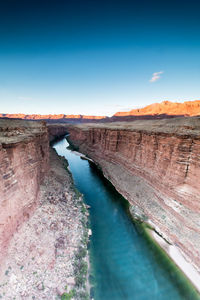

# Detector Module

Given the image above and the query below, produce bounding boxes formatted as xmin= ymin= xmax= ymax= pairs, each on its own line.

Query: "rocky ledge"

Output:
xmin=66 ymin=117 xmax=200 ymax=277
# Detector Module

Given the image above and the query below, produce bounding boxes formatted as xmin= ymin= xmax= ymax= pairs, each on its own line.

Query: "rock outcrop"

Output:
xmin=66 ymin=117 xmax=200 ymax=273
xmin=0 ymin=120 xmax=49 ymax=264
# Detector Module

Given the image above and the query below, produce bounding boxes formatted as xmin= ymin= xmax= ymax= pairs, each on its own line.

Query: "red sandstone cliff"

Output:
xmin=66 ymin=117 xmax=200 ymax=273
xmin=114 ymin=100 xmax=200 ymax=117
xmin=0 ymin=120 xmax=49 ymax=263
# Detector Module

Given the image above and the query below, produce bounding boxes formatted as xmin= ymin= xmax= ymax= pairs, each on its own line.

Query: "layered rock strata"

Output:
xmin=0 ymin=120 xmax=49 ymax=264
xmin=66 ymin=117 xmax=200 ymax=273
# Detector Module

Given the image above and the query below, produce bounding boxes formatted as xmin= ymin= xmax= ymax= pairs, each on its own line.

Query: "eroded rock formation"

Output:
xmin=66 ymin=117 xmax=200 ymax=273
xmin=0 ymin=120 xmax=49 ymax=263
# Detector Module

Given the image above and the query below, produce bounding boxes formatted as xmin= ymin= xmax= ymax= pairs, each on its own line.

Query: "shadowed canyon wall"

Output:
xmin=66 ymin=117 xmax=200 ymax=272
xmin=48 ymin=124 xmax=69 ymax=142
xmin=0 ymin=120 xmax=49 ymax=263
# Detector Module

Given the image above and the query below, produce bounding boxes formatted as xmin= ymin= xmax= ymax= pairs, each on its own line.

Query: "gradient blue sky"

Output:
xmin=0 ymin=0 xmax=200 ymax=116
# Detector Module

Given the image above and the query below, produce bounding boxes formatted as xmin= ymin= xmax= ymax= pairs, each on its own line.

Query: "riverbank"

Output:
xmin=99 ymin=160 xmax=200 ymax=297
xmin=129 ymin=206 xmax=200 ymax=294
xmin=104 ymin=162 xmax=200 ymax=297
xmin=0 ymin=148 xmax=90 ymax=300
xmin=145 ymin=226 xmax=200 ymax=294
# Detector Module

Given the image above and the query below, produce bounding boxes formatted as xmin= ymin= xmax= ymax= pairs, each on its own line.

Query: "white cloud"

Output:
xmin=150 ymin=71 xmax=164 ymax=83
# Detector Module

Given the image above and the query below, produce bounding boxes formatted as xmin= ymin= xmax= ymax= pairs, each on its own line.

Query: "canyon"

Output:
xmin=65 ymin=117 xmax=200 ymax=279
xmin=1 ymin=113 xmax=200 ymax=297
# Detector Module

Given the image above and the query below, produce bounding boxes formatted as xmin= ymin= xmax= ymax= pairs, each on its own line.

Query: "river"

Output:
xmin=53 ymin=137 xmax=199 ymax=300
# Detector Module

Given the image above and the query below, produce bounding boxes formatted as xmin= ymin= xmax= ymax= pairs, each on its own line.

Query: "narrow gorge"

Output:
xmin=1 ymin=116 xmax=200 ymax=299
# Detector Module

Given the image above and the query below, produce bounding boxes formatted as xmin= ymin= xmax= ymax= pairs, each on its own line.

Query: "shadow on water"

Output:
xmin=88 ymin=162 xmax=130 ymax=209
xmin=53 ymin=137 xmax=200 ymax=300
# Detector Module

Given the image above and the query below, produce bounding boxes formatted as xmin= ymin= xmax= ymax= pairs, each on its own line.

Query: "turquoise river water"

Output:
xmin=54 ymin=137 xmax=200 ymax=300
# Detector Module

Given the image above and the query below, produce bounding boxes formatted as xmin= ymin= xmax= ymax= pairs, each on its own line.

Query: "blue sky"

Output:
xmin=0 ymin=0 xmax=200 ymax=116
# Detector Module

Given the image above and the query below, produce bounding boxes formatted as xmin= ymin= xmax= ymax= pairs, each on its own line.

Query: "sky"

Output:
xmin=0 ymin=0 xmax=200 ymax=116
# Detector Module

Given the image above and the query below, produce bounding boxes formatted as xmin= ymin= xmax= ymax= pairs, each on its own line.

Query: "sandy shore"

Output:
xmin=72 ymin=150 xmax=94 ymax=162
xmin=147 ymin=227 xmax=200 ymax=294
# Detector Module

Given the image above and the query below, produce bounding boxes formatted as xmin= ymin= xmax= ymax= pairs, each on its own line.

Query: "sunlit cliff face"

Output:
xmin=114 ymin=100 xmax=200 ymax=117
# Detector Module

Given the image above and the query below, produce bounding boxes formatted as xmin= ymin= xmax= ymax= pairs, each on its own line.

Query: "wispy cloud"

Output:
xmin=150 ymin=71 xmax=164 ymax=83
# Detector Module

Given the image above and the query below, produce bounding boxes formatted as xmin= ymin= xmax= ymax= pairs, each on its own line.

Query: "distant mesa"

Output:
xmin=113 ymin=100 xmax=200 ymax=117
xmin=1 ymin=100 xmax=200 ymax=123
xmin=0 ymin=113 xmax=108 ymax=123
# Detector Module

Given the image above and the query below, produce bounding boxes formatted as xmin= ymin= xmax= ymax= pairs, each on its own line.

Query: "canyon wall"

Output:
xmin=0 ymin=120 xmax=49 ymax=263
xmin=66 ymin=117 xmax=200 ymax=273
xmin=48 ymin=124 xmax=69 ymax=142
